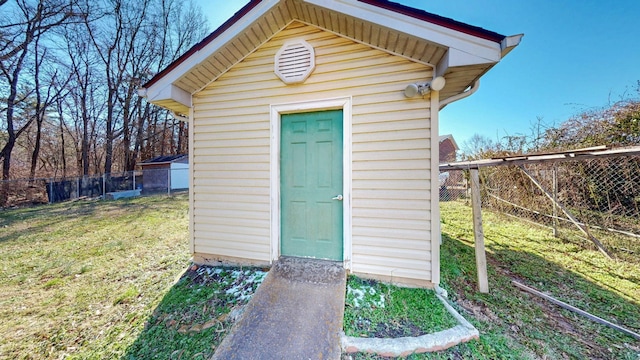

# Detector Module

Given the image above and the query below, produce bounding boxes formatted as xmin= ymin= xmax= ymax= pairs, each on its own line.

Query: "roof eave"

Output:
xmin=356 ymin=0 xmax=505 ymax=43
xmin=139 ymin=154 xmax=189 ymax=166
xmin=501 ymin=33 xmax=524 ymax=58
xmin=141 ymin=0 xmax=266 ymax=90
xmin=439 ymin=33 xmax=522 ymax=103
xmin=138 ymin=0 xmax=280 ymax=110
xmin=139 ymin=0 xmax=520 ymax=111
xmin=311 ymin=0 xmax=505 ymax=64
xmin=439 ymin=134 xmax=459 ymax=151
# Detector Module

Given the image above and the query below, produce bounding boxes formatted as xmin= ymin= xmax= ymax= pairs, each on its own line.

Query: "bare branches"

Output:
xmin=0 ymin=0 xmax=80 ymax=62
xmin=1 ymin=0 xmax=207 ymax=193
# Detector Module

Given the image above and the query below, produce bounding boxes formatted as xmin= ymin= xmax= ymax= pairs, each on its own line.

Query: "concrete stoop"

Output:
xmin=211 ymin=257 xmax=478 ymax=359
xmin=341 ymin=288 xmax=479 ymax=357
xmin=211 ymin=257 xmax=346 ymax=359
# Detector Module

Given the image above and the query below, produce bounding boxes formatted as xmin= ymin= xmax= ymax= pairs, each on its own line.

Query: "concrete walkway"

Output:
xmin=212 ymin=257 xmax=346 ymax=360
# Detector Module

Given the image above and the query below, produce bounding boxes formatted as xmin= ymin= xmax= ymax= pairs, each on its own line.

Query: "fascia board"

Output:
xmin=501 ymin=34 xmax=524 ymax=57
xmin=447 ymin=48 xmax=496 ymax=67
xmin=147 ymin=83 xmax=192 ymax=109
xmin=435 ymin=47 xmax=496 ymax=78
xmin=145 ymin=0 xmax=280 ymax=99
xmin=306 ymin=0 xmax=502 ymax=63
xmin=140 ymin=161 xmax=171 ymax=166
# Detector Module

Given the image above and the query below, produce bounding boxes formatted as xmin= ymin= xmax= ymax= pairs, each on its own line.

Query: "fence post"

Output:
xmin=132 ymin=171 xmax=136 ymax=190
xmin=49 ymin=178 xmax=53 ymax=204
xmin=470 ymin=168 xmax=489 ymax=293
xmin=552 ymin=166 xmax=558 ymax=237
xmin=103 ymin=174 xmax=106 ymax=198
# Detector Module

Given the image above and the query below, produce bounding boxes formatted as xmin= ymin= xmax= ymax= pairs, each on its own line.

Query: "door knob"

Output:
xmin=332 ymin=195 xmax=343 ymax=201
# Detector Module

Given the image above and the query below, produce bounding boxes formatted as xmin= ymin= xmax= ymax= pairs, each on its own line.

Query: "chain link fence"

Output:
xmin=0 ymin=167 xmax=189 ymax=208
xmin=439 ymin=154 xmax=640 ymax=259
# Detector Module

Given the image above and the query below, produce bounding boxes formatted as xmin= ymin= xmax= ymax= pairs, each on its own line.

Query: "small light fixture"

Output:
xmin=404 ymin=76 xmax=446 ymax=98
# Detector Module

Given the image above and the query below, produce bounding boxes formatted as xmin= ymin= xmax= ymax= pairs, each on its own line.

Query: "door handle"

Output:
xmin=332 ymin=195 xmax=343 ymax=201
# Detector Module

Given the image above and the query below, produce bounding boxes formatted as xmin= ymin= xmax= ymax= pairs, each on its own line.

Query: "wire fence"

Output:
xmin=439 ymin=154 xmax=640 ymax=259
xmin=0 ymin=167 xmax=189 ymax=208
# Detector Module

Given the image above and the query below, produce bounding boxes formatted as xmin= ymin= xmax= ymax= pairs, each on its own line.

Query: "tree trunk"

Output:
xmin=177 ymin=120 xmax=186 ymax=154
xmin=104 ymin=88 xmax=115 ymax=176
xmin=133 ymin=101 xmax=149 ymax=163
xmin=160 ymin=114 xmax=168 ymax=156
xmin=0 ymin=44 xmax=29 ymax=205
xmin=29 ymin=40 xmax=44 ymax=181
xmin=57 ymin=98 xmax=67 ymax=178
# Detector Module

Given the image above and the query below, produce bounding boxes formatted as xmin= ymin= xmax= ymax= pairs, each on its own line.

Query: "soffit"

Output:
xmin=439 ymin=63 xmax=493 ymax=100
xmin=170 ymin=0 xmax=451 ymax=94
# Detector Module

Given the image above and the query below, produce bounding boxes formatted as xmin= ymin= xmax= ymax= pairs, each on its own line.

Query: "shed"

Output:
xmin=139 ymin=154 xmax=189 ymax=193
xmin=138 ymin=0 xmax=521 ymax=288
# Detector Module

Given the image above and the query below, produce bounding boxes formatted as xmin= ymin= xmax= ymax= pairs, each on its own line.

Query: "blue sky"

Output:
xmin=196 ymin=1 xmax=640 ymax=147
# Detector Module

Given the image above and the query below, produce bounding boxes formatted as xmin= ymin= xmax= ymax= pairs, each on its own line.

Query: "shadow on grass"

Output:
xmin=0 ymin=194 xmax=187 ymax=244
xmin=122 ymin=265 xmax=265 ymax=360
xmin=122 ymin=278 xmax=223 ymax=359
xmin=439 ymin=232 xmax=640 ymax=360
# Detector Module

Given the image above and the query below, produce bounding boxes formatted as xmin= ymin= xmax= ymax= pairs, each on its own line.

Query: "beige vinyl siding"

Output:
xmin=352 ymin=91 xmax=433 ymax=284
xmin=351 ymin=101 xmax=433 ymax=283
xmin=192 ymin=22 xmax=435 ymax=284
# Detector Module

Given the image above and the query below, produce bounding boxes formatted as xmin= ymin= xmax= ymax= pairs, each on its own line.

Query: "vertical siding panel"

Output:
xmin=192 ymin=22 xmax=434 ymax=285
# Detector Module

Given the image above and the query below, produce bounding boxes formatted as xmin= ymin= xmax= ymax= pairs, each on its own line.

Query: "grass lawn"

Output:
xmin=343 ymin=275 xmax=458 ymax=338
xmin=1 ymin=195 xmax=639 ymax=359
xmin=432 ymin=200 xmax=640 ymax=360
xmin=124 ymin=265 xmax=267 ymax=359
xmin=0 ymin=195 xmax=193 ymax=359
xmin=343 ymin=200 xmax=639 ymax=359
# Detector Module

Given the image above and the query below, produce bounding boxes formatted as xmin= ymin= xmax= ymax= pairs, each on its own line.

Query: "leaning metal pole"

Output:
xmin=518 ymin=165 xmax=613 ymax=259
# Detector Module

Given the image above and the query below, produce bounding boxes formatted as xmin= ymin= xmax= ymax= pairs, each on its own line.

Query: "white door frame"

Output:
xmin=269 ymin=96 xmax=352 ymax=268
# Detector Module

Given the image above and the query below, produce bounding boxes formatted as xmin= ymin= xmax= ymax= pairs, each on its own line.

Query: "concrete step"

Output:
xmin=212 ymin=257 xmax=346 ymax=360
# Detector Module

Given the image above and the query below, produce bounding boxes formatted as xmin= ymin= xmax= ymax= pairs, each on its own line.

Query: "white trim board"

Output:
xmin=188 ymin=105 xmax=195 ymax=254
xmin=269 ymin=97 xmax=353 ymax=269
xmin=430 ymin=91 xmax=441 ymax=285
xmin=306 ymin=0 xmax=502 ymax=62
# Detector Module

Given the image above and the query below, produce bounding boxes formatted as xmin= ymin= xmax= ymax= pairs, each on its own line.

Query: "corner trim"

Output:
xmin=430 ymin=91 xmax=441 ymax=285
xmin=188 ymin=105 xmax=195 ymax=254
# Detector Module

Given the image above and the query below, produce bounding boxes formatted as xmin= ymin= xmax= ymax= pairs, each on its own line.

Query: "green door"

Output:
xmin=280 ymin=110 xmax=343 ymax=260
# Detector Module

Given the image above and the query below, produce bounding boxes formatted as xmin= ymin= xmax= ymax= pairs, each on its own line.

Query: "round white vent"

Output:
xmin=274 ymin=40 xmax=315 ymax=84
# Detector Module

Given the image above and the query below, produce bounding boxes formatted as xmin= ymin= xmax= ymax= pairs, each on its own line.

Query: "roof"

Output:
xmin=354 ymin=0 xmax=505 ymax=42
xmin=439 ymin=146 xmax=640 ymax=171
xmin=439 ymin=134 xmax=459 ymax=151
xmin=139 ymin=0 xmax=522 ymax=116
xmin=139 ymin=154 xmax=188 ymax=165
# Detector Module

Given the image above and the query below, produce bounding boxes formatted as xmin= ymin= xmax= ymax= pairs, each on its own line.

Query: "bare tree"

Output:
xmin=80 ymin=0 xmax=206 ymax=174
xmin=80 ymin=0 xmax=143 ymax=175
xmin=0 ymin=0 xmax=207 ymax=207
xmin=28 ymin=35 xmax=72 ymax=180
xmin=62 ymin=19 xmax=104 ymax=177
xmin=461 ymin=133 xmax=496 ymax=160
xmin=131 ymin=0 xmax=206 ymax=163
xmin=0 ymin=0 xmax=78 ymax=204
